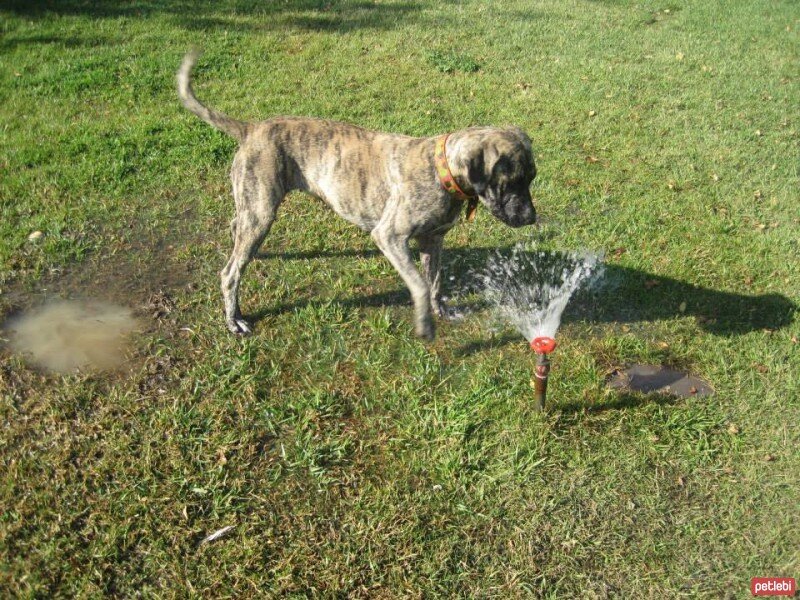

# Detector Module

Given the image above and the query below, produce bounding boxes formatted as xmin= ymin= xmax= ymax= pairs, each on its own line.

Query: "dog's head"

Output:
xmin=452 ymin=127 xmax=537 ymax=228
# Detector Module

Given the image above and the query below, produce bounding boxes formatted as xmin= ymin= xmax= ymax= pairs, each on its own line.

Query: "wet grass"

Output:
xmin=1 ymin=0 xmax=799 ymax=596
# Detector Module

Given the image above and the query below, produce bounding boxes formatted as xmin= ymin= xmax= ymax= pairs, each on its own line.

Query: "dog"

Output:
xmin=177 ymin=51 xmax=537 ymax=340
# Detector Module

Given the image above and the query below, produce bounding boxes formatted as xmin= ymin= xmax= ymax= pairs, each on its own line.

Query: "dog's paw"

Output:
xmin=227 ymin=318 xmax=253 ymax=336
xmin=415 ymin=315 xmax=435 ymax=341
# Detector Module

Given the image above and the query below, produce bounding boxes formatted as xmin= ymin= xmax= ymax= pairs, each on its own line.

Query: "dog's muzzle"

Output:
xmin=489 ymin=193 xmax=537 ymax=228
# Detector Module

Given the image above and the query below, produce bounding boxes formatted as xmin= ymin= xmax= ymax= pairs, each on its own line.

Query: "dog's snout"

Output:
xmin=519 ymin=193 xmax=537 ymax=226
xmin=505 ymin=199 xmax=536 ymax=228
xmin=528 ymin=198 xmax=537 ymax=224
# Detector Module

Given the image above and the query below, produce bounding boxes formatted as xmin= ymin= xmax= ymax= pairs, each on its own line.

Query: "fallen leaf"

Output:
xmin=791 ymin=336 xmax=798 ymax=344
xmin=727 ymin=423 xmax=740 ymax=435
xmin=658 ymin=341 xmax=669 ymax=349
xmin=752 ymin=363 xmax=769 ymax=373
xmin=764 ymin=454 xmax=775 ymax=462
xmin=585 ymin=155 xmax=599 ymax=163
xmin=676 ymin=475 xmax=685 ymax=487
xmin=611 ymin=247 xmax=626 ymax=258
xmin=689 ymin=386 xmax=698 ymax=394
xmin=644 ymin=279 xmax=660 ymax=289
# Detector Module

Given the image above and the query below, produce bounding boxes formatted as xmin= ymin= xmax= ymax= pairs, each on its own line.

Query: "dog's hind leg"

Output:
xmin=221 ymin=163 xmax=282 ymax=335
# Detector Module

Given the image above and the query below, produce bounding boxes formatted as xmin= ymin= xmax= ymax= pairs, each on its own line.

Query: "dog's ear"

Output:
xmin=466 ymin=147 xmax=488 ymax=195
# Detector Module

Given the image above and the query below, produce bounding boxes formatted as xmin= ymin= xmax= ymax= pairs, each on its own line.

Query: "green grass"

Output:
xmin=1 ymin=0 xmax=798 ymax=596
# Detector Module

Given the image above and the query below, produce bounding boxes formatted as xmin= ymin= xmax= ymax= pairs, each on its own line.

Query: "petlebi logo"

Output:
xmin=750 ymin=577 xmax=796 ymax=596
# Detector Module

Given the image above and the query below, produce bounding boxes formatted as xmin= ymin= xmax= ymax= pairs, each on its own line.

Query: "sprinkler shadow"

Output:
xmin=247 ymin=245 xmax=796 ymax=340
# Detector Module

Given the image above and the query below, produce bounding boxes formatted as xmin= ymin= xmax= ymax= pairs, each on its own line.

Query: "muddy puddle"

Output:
xmin=607 ymin=364 xmax=714 ymax=398
xmin=2 ymin=300 xmax=140 ymax=373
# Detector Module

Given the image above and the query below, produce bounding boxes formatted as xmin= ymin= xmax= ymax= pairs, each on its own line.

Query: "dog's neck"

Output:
xmin=434 ymin=135 xmax=479 ymax=221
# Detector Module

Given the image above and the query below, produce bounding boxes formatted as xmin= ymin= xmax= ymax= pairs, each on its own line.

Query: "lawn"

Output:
xmin=1 ymin=0 xmax=798 ymax=596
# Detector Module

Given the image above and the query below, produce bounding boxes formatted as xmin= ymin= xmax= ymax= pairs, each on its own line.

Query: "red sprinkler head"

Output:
xmin=530 ymin=336 xmax=557 ymax=354
xmin=529 ymin=336 xmax=557 ymax=412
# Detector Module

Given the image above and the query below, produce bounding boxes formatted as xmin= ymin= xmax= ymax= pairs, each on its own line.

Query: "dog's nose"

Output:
xmin=523 ymin=202 xmax=537 ymax=226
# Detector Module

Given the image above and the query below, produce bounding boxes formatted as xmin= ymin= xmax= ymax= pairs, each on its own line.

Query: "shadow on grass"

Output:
xmin=249 ymin=244 xmax=796 ymax=339
xmin=0 ymin=33 xmax=112 ymax=51
xmin=2 ymin=0 xmax=439 ymax=33
xmin=251 ymin=288 xmax=408 ymax=321
xmin=556 ymin=392 xmax=681 ymax=417
xmin=550 ymin=392 xmax=683 ymax=432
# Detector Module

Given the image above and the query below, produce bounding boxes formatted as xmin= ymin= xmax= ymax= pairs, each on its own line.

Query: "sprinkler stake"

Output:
xmin=530 ymin=336 xmax=557 ymax=411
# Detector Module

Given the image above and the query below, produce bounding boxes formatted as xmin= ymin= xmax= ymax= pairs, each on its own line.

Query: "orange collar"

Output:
xmin=434 ymin=134 xmax=479 ymax=222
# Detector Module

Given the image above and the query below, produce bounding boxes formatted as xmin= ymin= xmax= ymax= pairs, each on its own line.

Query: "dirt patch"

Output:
xmin=3 ymin=299 xmax=139 ymax=373
xmin=1 ymin=209 xmax=211 ymax=374
xmin=607 ymin=364 xmax=714 ymax=398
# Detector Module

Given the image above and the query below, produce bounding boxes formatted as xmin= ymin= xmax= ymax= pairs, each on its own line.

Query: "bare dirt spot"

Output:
xmin=607 ymin=364 xmax=714 ymax=398
xmin=3 ymin=300 xmax=139 ymax=373
xmin=1 ymin=210 xmax=210 ymax=375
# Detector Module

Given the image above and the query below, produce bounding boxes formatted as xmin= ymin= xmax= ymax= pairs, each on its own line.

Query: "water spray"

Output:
xmin=530 ymin=336 xmax=557 ymax=411
xmin=476 ymin=244 xmax=602 ymax=410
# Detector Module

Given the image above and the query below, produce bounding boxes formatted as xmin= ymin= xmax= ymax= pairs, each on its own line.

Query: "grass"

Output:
xmin=1 ymin=0 xmax=798 ymax=596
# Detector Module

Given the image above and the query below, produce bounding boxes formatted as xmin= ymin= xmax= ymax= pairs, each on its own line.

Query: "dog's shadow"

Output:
xmin=249 ymin=245 xmax=796 ymax=342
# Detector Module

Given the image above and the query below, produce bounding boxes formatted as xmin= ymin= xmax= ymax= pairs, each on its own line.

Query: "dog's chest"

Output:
xmin=426 ymin=200 xmax=464 ymax=235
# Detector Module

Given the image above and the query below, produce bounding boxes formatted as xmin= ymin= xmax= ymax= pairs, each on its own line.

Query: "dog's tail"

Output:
xmin=177 ymin=50 xmax=248 ymax=142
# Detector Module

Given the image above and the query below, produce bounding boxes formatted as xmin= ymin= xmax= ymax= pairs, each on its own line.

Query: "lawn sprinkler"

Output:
xmin=530 ymin=336 xmax=557 ymax=411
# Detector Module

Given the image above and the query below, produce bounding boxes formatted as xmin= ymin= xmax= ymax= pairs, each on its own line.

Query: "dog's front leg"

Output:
xmin=371 ymin=225 xmax=434 ymax=340
xmin=417 ymin=234 xmax=445 ymax=318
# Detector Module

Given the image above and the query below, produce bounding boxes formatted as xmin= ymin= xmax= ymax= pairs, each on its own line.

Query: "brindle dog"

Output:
xmin=177 ymin=51 xmax=537 ymax=340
